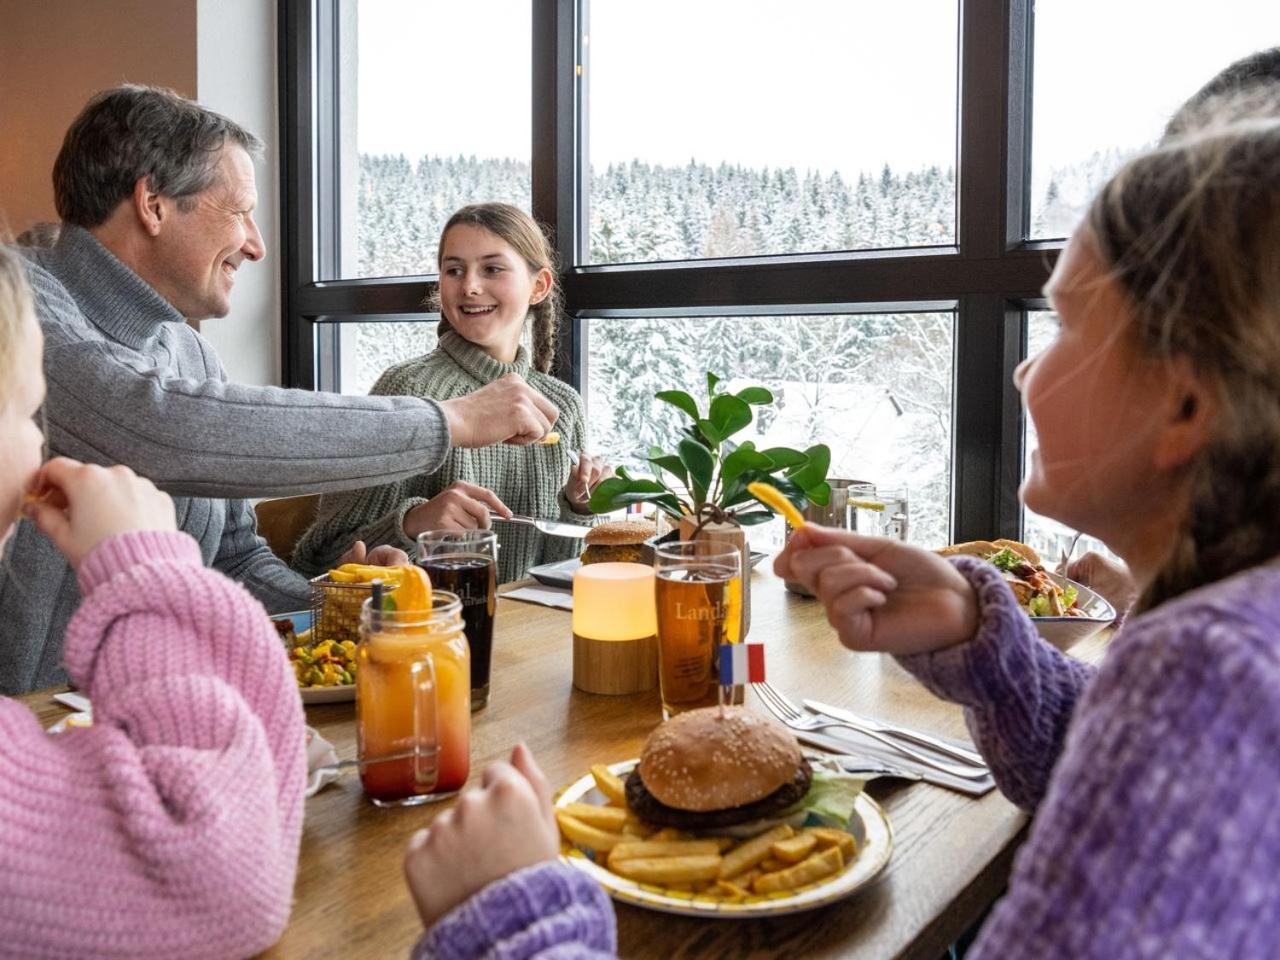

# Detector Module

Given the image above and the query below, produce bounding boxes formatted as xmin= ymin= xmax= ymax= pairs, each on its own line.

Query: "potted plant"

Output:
xmin=589 ymin=372 xmax=831 ymax=637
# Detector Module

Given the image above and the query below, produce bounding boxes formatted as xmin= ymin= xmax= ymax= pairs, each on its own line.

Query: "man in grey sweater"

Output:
xmin=0 ymin=86 xmax=558 ymax=693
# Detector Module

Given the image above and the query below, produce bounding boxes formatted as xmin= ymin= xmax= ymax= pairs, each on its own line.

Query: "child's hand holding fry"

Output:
xmin=774 ymin=525 xmax=978 ymax=655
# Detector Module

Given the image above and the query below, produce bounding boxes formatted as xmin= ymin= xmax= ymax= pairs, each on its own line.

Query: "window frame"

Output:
xmin=279 ymin=0 xmax=1052 ymax=543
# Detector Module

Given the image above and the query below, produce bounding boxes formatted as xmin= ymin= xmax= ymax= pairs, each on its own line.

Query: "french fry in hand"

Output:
xmin=753 ymin=846 xmax=844 ymax=894
xmin=718 ymin=824 xmax=794 ymax=879
xmin=747 ymin=481 xmax=806 ymax=529
xmin=537 ymin=431 xmax=561 ymax=445
xmin=772 ymin=832 xmax=818 ymax=864
xmin=808 ymin=827 xmax=857 ymax=859
xmin=608 ymin=840 xmax=723 ymax=868
xmin=559 ymin=803 xmax=628 ymax=831
xmin=556 ymin=811 xmax=625 ymax=853
xmin=610 ymin=854 xmax=722 ymax=885
xmin=590 ymin=764 xmax=628 ymax=806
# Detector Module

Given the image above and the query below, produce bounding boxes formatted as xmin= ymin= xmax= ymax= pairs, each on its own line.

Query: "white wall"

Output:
xmin=196 ymin=0 xmax=280 ymax=386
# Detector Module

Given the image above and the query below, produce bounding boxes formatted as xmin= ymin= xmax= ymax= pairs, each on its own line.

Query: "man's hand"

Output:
xmin=403 ymin=481 xmax=512 ymax=539
xmin=774 ymin=525 xmax=979 ymax=655
xmin=403 ymin=744 xmax=559 ymax=930
xmin=441 ymin=374 xmax=560 ymax=447
xmin=336 ymin=540 xmax=409 ymax=568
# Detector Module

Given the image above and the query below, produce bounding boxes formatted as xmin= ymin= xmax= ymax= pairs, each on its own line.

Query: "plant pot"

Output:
xmin=676 ymin=517 xmax=751 ymax=640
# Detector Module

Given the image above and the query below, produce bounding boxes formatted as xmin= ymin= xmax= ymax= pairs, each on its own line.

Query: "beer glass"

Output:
xmin=653 ymin=541 xmax=743 ymax=719
xmin=356 ymin=590 xmax=470 ymax=807
xmin=417 ymin=530 xmax=498 ymax=710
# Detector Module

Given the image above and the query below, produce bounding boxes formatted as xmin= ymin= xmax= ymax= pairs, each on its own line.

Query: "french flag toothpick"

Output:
xmin=719 ymin=642 xmax=766 ymax=686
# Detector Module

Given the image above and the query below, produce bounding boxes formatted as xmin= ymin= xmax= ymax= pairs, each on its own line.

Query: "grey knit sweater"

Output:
xmin=0 ymin=226 xmax=452 ymax=694
xmin=294 ymin=331 xmax=589 ymax=583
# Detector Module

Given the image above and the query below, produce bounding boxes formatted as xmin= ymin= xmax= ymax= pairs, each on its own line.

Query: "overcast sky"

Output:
xmin=357 ymin=0 xmax=1279 ymax=178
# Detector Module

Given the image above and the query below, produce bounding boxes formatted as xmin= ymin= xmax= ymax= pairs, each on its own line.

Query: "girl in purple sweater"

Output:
xmin=776 ymin=110 xmax=1280 ymax=955
xmin=0 ymin=247 xmax=307 ymax=956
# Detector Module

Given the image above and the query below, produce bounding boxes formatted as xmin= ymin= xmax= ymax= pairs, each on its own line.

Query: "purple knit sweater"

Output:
xmin=896 ymin=555 xmax=1280 ymax=957
xmin=418 ymin=555 xmax=1280 ymax=957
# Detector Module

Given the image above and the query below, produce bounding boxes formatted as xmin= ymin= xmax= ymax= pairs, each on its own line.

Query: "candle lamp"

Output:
xmin=572 ymin=562 xmax=658 ymax=695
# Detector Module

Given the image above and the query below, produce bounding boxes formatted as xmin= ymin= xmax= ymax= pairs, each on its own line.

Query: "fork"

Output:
xmin=1057 ymin=531 xmax=1083 ymax=575
xmin=754 ymin=683 xmax=991 ymax=781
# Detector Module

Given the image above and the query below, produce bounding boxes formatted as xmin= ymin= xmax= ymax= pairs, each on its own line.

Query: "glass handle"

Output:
xmin=411 ymin=654 xmax=439 ymax=792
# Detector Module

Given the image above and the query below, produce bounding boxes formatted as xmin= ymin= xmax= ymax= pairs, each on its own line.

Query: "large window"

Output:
xmin=586 ymin=1 xmax=959 ymax=263
xmin=336 ymin=0 xmax=532 ymax=280
xmin=282 ymin=0 xmax=1278 ymax=546
xmin=587 ymin=312 xmax=954 ymax=548
xmin=1028 ymin=0 xmax=1280 ymax=240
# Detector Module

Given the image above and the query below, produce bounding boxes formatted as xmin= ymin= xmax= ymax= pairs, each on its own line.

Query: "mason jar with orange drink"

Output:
xmin=356 ymin=567 xmax=470 ymax=806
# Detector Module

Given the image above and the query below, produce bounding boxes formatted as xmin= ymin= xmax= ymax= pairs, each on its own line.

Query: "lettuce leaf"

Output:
xmin=786 ymin=769 xmax=866 ymax=829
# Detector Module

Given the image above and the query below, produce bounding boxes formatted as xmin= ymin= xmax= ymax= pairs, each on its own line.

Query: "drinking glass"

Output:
xmin=784 ymin=479 xmax=875 ymax=597
xmin=653 ymin=541 xmax=743 ymax=719
xmin=417 ymin=530 xmax=498 ymax=710
xmin=356 ymin=590 xmax=470 ymax=807
xmin=851 ymin=486 xmax=910 ymax=541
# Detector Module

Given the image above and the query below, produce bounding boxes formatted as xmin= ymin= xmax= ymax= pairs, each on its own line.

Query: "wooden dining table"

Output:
xmin=24 ymin=565 xmax=1110 ymax=959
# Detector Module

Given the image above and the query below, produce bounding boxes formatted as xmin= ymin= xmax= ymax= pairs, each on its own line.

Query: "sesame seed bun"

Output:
xmin=584 ymin=520 xmax=657 ymax=546
xmin=636 ymin=706 xmax=803 ymax=813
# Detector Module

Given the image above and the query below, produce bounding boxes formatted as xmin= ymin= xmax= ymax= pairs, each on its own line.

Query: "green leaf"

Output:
xmin=736 ymin=386 xmax=774 ymax=405
xmin=649 ymin=454 xmax=689 ymax=486
xmin=720 ymin=445 xmax=774 ymax=487
xmin=615 ymin=465 xmax=633 ymax=482
xmin=805 ymin=480 xmax=832 ymax=507
xmin=697 ymin=419 xmax=724 ymax=446
xmin=656 ymin=390 xmax=700 ymax=421
xmin=706 ymin=372 xmax=721 ymax=396
xmin=787 ymin=444 xmax=832 ymax=493
xmin=708 ymin=394 xmax=752 ymax=441
xmin=760 ymin=447 xmax=808 ymax=470
xmin=733 ymin=510 xmax=775 ymax=526
xmin=678 ymin=437 xmax=714 ymax=502
xmin=587 ymin=477 xmax=632 ymax=513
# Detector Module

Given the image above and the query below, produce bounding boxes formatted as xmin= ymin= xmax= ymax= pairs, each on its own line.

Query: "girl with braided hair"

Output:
xmin=296 ymin=203 xmax=607 ymax=584
xmin=777 ymin=105 xmax=1280 ymax=956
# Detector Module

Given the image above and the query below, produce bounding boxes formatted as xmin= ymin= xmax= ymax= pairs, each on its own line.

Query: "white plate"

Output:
xmin=555 ymin=760 xmax=893 ymax=918
xmin=1033 ymin=573 xmax=1116 ymax=650
xmin=272 ymin=611 xmax=356 ymax=705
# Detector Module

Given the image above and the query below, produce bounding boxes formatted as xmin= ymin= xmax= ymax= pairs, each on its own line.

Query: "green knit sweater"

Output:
xmin=294 ymin=330 xmax=590 ymax=583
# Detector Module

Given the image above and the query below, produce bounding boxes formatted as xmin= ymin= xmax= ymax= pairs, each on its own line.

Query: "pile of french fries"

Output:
xmin=555 ymin=764 xmax=858 ymax=899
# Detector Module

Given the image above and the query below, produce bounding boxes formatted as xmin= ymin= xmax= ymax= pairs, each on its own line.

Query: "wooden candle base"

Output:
xmin=573 ymin=632 xmax=658 ymax=695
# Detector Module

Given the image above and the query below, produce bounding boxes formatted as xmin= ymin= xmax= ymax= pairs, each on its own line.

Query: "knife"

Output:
xmin=491 ymin=514 xmax=591 ymax=539
xmin=803 ymin=699 xmax=986 ymax=767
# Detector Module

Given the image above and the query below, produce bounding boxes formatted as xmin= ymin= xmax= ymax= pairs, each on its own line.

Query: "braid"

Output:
xmin=530 ymin=286 xmax=563 ymax=374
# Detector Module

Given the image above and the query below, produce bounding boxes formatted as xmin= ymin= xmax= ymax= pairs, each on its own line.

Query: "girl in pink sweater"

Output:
xmin=0 ymin=246 xmax=307 ymax=956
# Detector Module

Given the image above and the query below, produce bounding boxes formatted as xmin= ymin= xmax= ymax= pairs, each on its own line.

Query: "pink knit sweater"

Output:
xmin=0 ymin=530 xmax=307 ymax=958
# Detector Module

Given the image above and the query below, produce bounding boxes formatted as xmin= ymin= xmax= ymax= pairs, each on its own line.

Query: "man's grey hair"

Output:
xmin=52 ymin=85 xmax=264 ymax=228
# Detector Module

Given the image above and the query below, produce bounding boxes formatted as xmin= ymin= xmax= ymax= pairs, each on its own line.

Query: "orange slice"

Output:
xmin=388 ymin=564 xmax=432 ymax=612
xmin=747 ymin=481 xmax=806 ymax=530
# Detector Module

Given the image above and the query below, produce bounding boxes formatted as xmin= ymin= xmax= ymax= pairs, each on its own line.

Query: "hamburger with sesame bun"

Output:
xmin=625 ymin=706 xmax=815 ymax=832
xmin=579 ymin=519 xmax=657 ymax=565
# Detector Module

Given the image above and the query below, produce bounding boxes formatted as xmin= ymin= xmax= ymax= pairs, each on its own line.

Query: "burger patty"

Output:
xmin=624 ymin=759 xmax=813 ymax=831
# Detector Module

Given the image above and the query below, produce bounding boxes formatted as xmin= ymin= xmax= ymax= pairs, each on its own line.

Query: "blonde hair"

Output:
xmin=0 ymin=246 xmax=35 ymax=411
xmin=1086 ymin=104 xmax=1280 ymax=611
xmin=427 ymin=203 xmax=563 ymax=374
